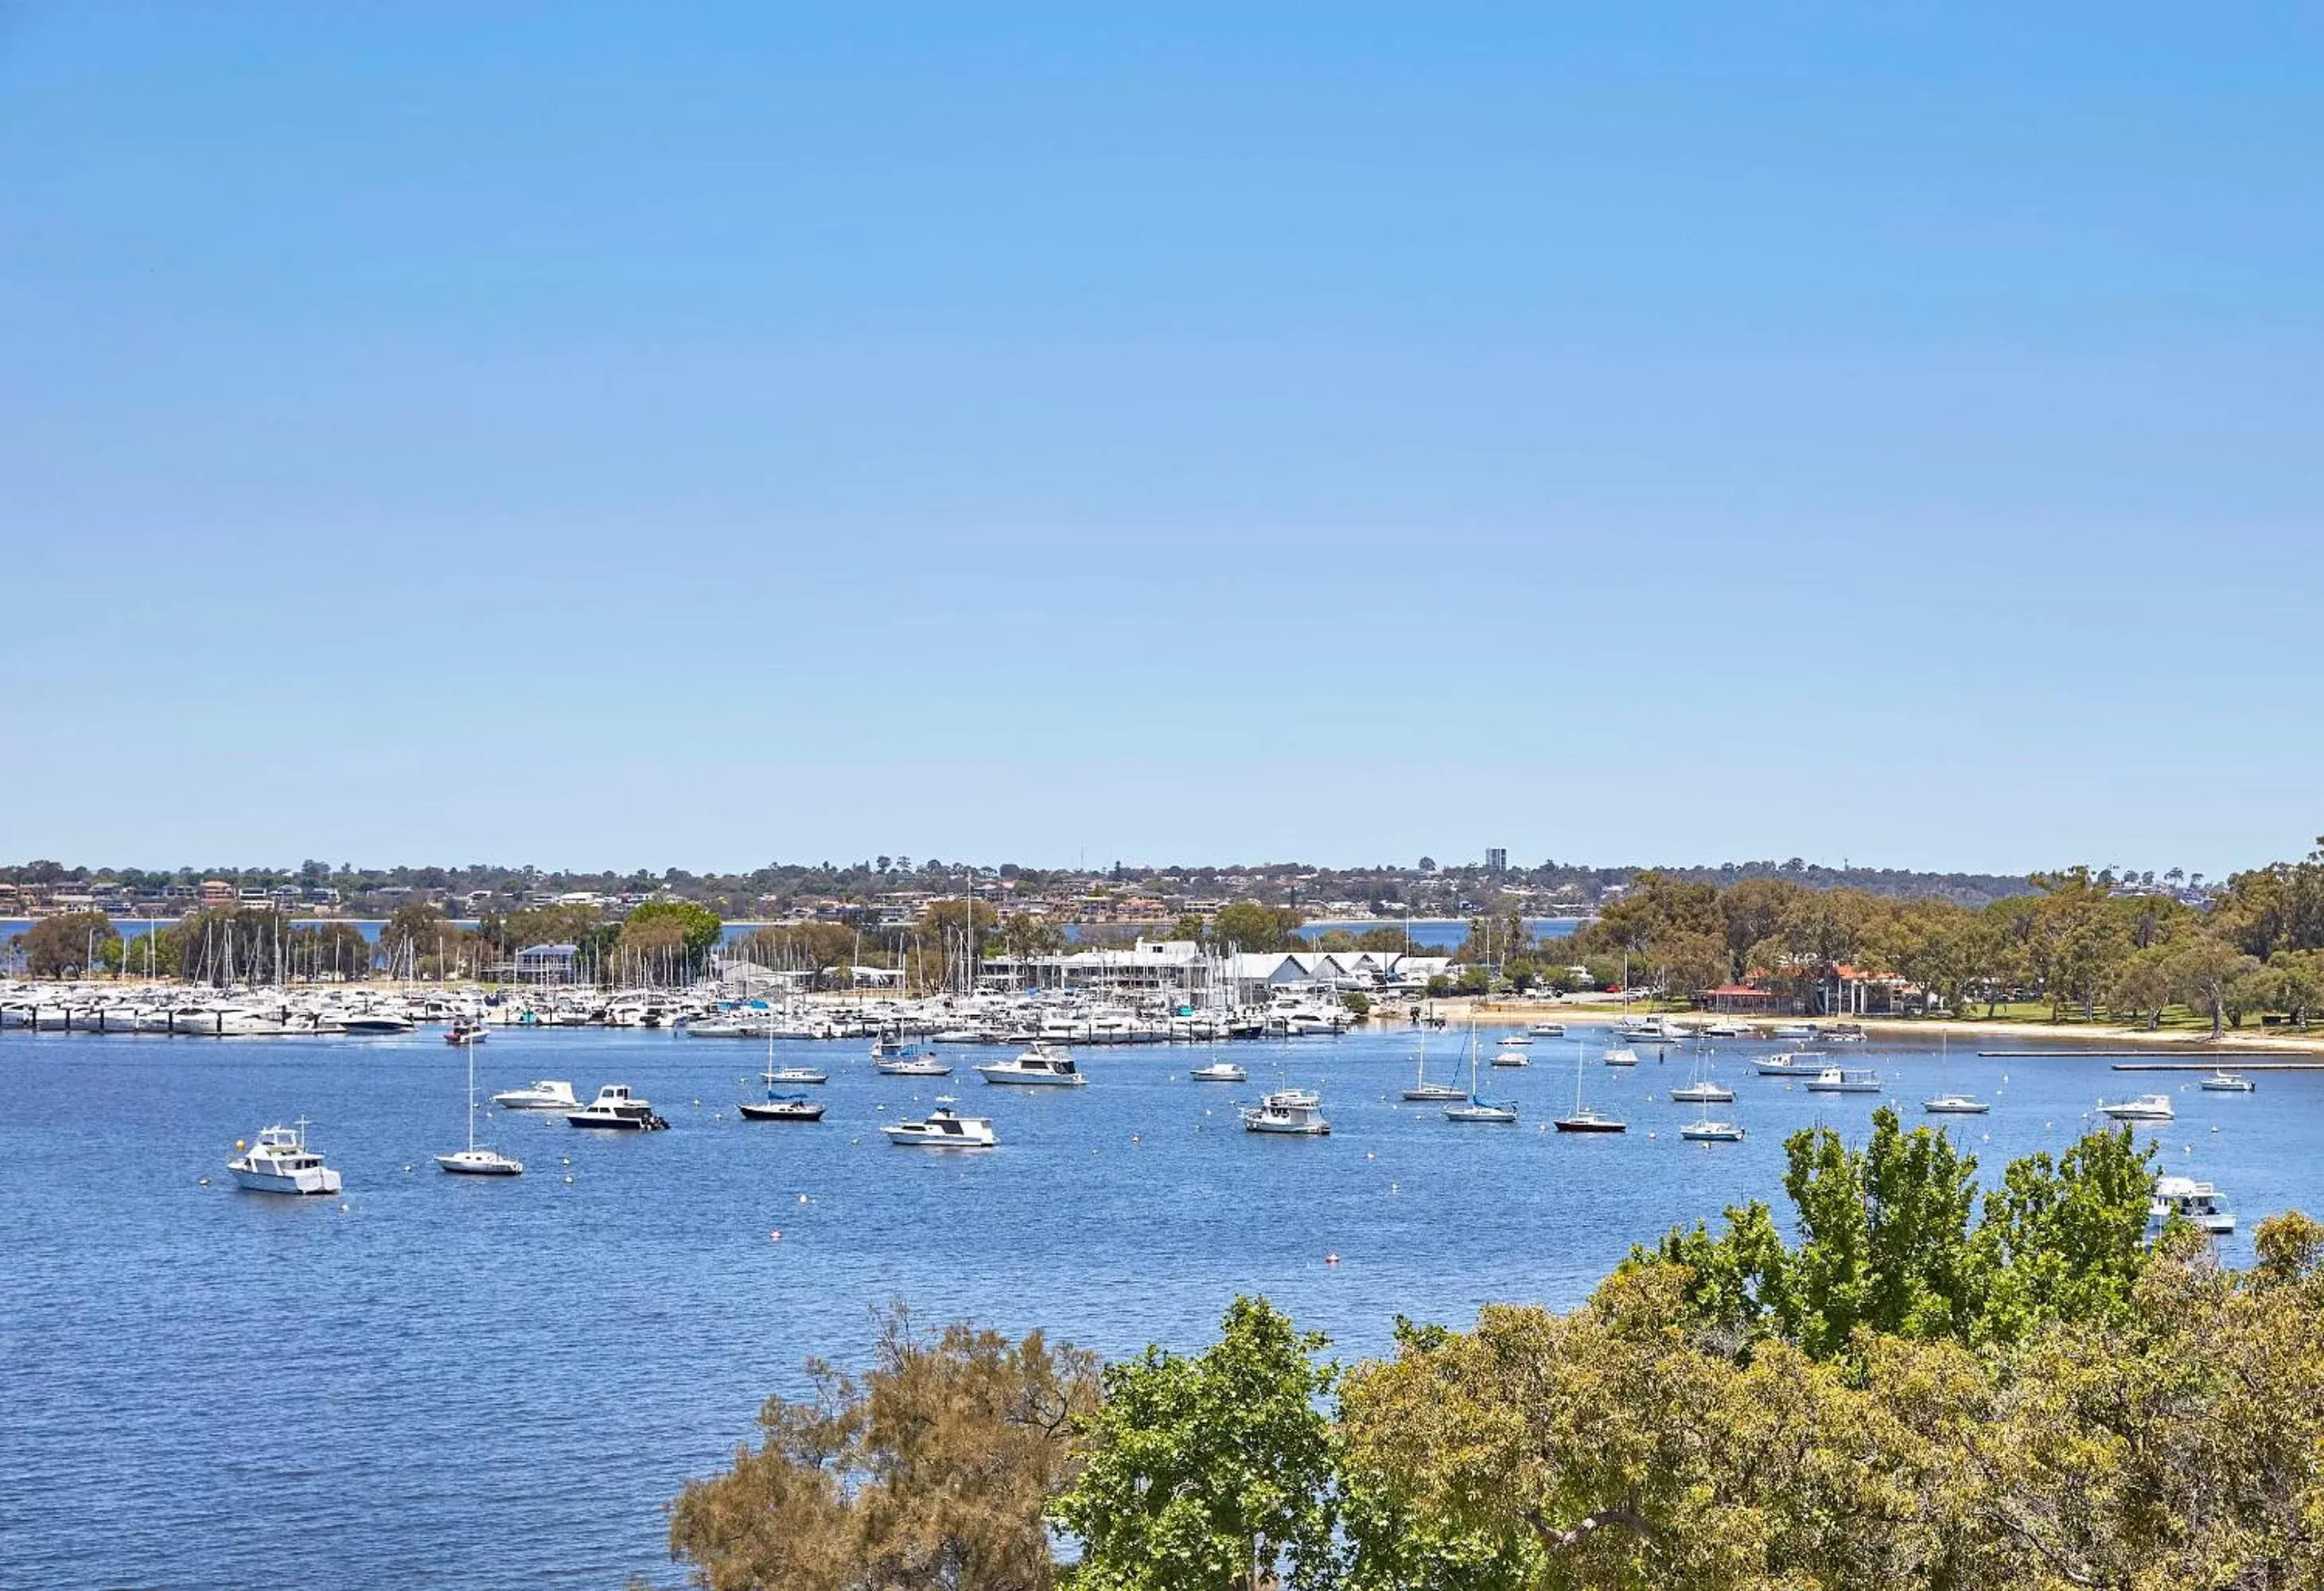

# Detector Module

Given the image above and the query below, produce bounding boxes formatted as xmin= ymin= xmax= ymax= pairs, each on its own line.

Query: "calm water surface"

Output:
xmin=6 ymin=1022 xmax=2316 ymax=1588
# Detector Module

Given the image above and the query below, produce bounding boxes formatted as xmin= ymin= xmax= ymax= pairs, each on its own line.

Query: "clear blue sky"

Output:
xmin=4 ymin=4 xmax=2318 ymax=877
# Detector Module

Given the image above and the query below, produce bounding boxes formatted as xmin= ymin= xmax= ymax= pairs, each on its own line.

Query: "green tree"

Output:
xmin=669 ymin=1308 xmax=1097 ymax=1591
xmin=1210 ymin=901 xmax=1306 ymax=954
xmin=1000 ymin=912 xmax=1066 ymax=962
xmin=18 ymin=911 xmax=120 ymax=978
xmin=1052 ymin=1297 xmax=1339 ymax=1591
xmin=2170 ymin=934 xmax=2256 ymax=1038
xmin=2270 ymin=948 xmax=2324 ymax=1028
xmin=624 ymin=899 xmax=724 ymax=967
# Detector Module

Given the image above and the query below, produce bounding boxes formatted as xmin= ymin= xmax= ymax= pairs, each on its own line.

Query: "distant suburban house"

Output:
xmin=513 ymin=943 xmax=581 ymax=982
xmin=1694 ymin=982 xmax=1793 ymax=1015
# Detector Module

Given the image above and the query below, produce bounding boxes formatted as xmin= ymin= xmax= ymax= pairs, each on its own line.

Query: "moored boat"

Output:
xmin=229 ymin=1121 xmax=342 ymax=1195
xmin=975 ymin=1045 xmax=1088 ymax=1087
xmin=1242 ymin=1089 xmax=1330 ymax=1135
xmin=882 ymin=1105 xmax=996 ymax=1148
xmin=565 ymin=1084 xmax=670 ymax=1130
xmin=492 ymin=1079 xmax=579 ymax=1111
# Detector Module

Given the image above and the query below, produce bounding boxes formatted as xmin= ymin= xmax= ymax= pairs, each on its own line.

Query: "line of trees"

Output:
xmin=1477 ymin=838 xmax=2324 ymax=1034
xmin=665 ymin=1118 xmax=2324 ymax=1589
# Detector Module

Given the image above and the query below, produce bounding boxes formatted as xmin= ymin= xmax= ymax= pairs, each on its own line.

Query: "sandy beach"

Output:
xmin=1408 ymin=996 xmax=2324 ymax=1056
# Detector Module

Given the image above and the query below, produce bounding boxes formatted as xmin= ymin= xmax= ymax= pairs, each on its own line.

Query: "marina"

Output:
xmin=6 ymin=1015 xmax=2321 ymax=1588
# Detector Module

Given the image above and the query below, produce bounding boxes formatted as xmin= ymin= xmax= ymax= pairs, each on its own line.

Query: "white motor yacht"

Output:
xmin=229 ymin=1121 xmax=342 ymax=1195
xmin=1242 ymin=1089 xmax=1330 ymax=1135
xmin=1756 ymin=1052 xmax=1824 ymax=1076
xmin=875 ymin=1043 xmax=952 ymax=1076
xmin=1529 ymin=1021 xmax=1567 ymax=1037
xmin=2150 ymin=1174 xmax=2236 ymax=1235
xmin=1703 ymin=1019 xmax=1756 ymax=1039
xmin=1602 ymin=1048 xmax=1641 ymax=1068
xmin=1490 ymin=1045 xmax=1530 ymax=1068
xmin=1189 ymin=1060 xmax=1248 ymax=1083
xmin=565 ymin=1084 xmax=670 ymax=1130
xmin=975 ymin=1046 xmax=1087 ymax=1087
xmin=1805 ymin=1068 xmax=1882 ymax=1094
xmin=1671 ymin=1079 xmax=1736 ymax=1104
xmin=2199 ymin=1072 xmax=2256 ymax=1092
xmin=882 ymin=1106 xmax=997 ymax=1148
xmin=492 ymin=1079 xmax=580 ymax=1111
xmin=2100 ymin=1093 xmax=2175 ymax=1122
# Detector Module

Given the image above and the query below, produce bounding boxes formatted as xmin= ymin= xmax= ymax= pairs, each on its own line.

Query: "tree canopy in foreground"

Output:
xmin=668 ymin=1132 xmax=2324 ymax=1591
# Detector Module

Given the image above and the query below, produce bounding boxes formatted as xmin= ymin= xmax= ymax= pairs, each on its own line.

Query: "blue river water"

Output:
xmin=5 ymin=1021 xmax=2316 ymax=1589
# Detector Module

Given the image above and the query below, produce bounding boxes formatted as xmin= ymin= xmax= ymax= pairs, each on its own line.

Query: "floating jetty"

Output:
xmin=1979 ymin=1049 xmax=2246 ymax=1059
xmin=2108 ymin=1060 xmax=2324 ymax=1072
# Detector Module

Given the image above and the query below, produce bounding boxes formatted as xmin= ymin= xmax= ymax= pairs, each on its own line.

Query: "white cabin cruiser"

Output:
xmin=1923 ymin=1093 xmax=1991 ymax=1114
xmin=492 ymin=1079 xmax=580 ymax=1111
xmin=1805 ymin=1068 xmax=1882 ymax=1094
xmin=2100 ymin=1094 xmax=2175 ymax=1122
xmin=975 ymin=1046 xmax=1087 ymax=1087
xmin=1242 ymin=1089 xmax=1330 ymax=1135
xmin=882 ymin=1106 xmax=997 ymax=1148
xmin=1189 ymin=1060 xmax=1248 ymax=1083
xmin=1756 ymin=1052 xmax=1824 ymax=1076
xmin=229 ymin=1121 xmax=342 ymax=1195
xmin=565 ymin=1084 xmax=670 ymax=1130
xmin=2199 ymin=1072 xmax=2256 ymax=1093
xmin=2150 ymin=1175 xmax=2235 ymax=1235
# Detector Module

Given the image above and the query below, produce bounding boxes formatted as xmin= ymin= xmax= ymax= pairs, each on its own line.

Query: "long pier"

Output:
xmin=2108 ymin=1060 xmax=2324 ymax=1072
xmin=1977 ymin=1048 xmax=2245 ymax=1059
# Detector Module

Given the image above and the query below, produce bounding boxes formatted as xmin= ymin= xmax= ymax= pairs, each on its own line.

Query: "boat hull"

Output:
xmin=738 ymin=1102 xmax=825 ymax=1122
xmin=230 ymin=1165 xmax=342 ymax=1195
xmin=974 ymin=1069 xmax=1086 ymax=1087
xmin=1552 ymin=1119 xmax=1626 ymax=1134
xmin=436 ymin=1153 xmax=522 ymax=1176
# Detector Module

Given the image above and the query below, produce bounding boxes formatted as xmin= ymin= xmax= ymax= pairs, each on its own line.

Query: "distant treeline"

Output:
xmin=0 ymin=852 xmax=2186 ymax=921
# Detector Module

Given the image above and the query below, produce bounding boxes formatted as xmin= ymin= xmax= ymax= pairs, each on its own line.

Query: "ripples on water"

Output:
xmin=6 ymin=1023 xmax=2317 ymax=1587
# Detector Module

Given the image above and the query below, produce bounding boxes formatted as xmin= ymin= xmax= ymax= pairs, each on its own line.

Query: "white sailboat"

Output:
xmin=1923 ymin=1037 xmax=1991 ymax=1114
xmin=438 ymin=1042 xmax=523 ymax=1176
xmin=1555 ymin=1041 xmax=1626 ymax=1133
xmin=1444 ymin=1027 xmax=1518 ymax=1123
xmin=1402 ymin=1027 xmax=1468 ymax=1102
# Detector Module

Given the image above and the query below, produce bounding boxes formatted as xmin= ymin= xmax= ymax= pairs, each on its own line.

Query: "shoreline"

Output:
xmin=1429 ymin=998 xmax=2324 ymax=1056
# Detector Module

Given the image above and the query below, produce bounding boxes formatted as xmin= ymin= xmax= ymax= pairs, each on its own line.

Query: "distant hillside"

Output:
xmin=1637 ymin=860 xmax=2035 ymax=908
